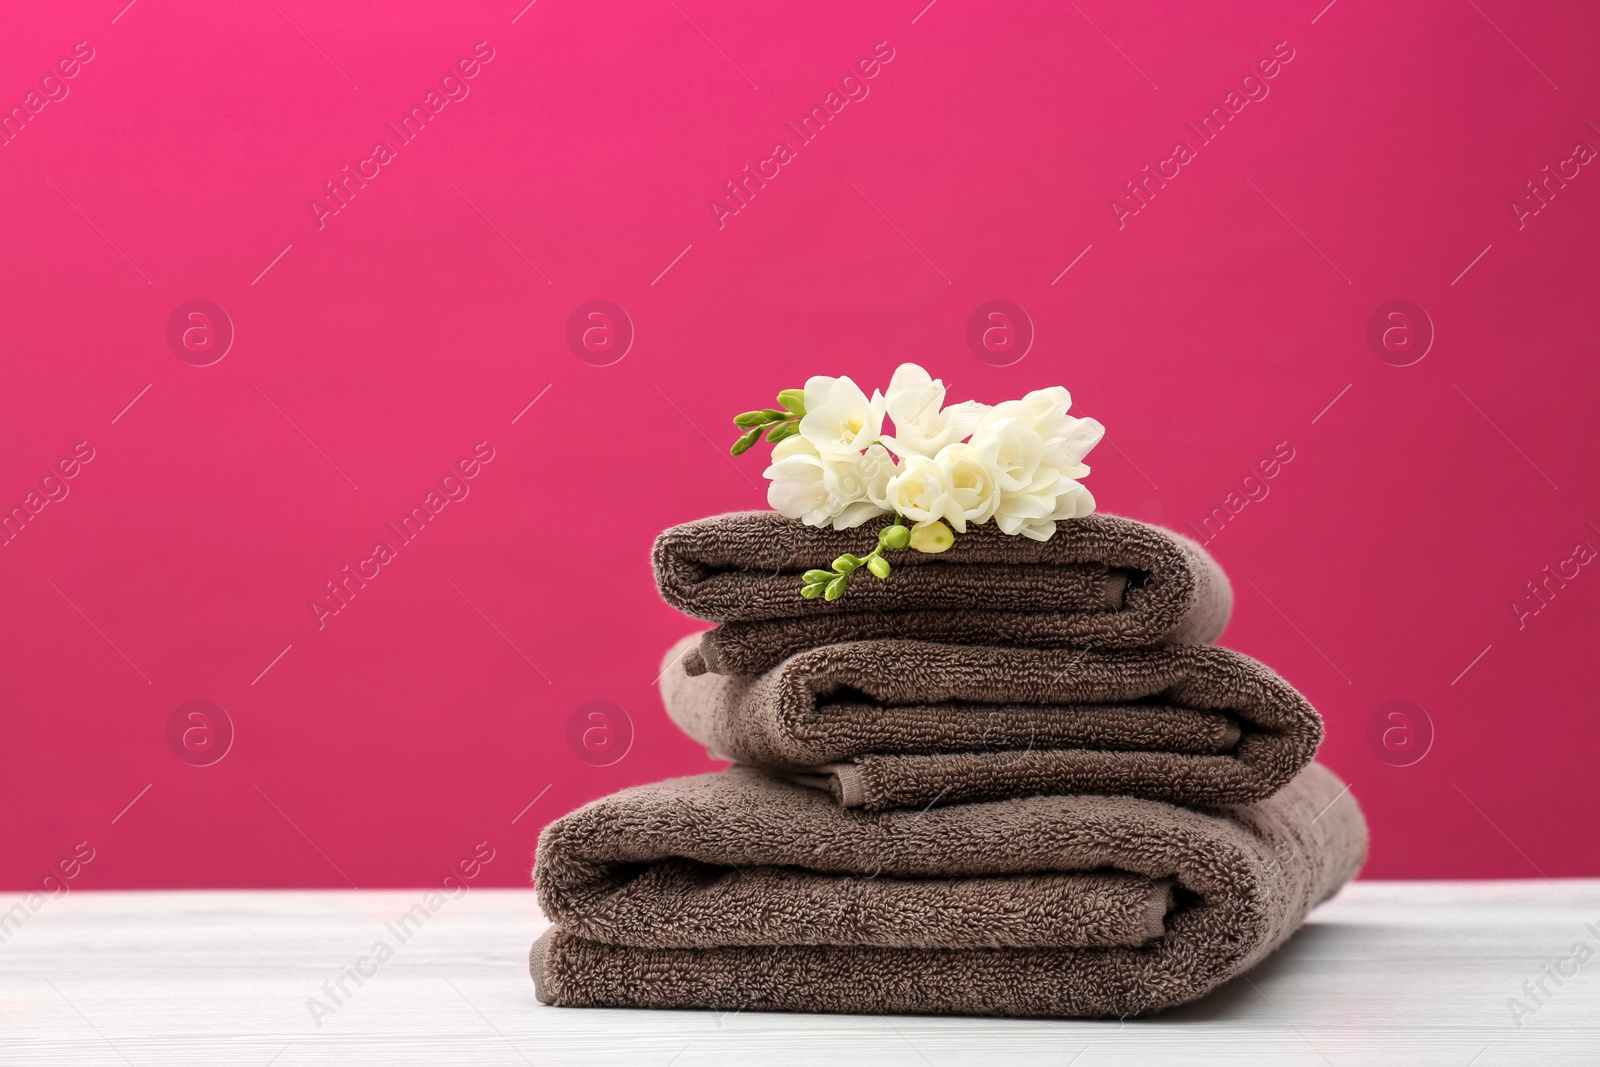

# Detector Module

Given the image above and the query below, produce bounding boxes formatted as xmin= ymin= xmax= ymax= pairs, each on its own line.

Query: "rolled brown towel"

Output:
xmin=658 ymin=634 xmax=1321 ymax=811
xmin=652 ymin=511 xmax=1232 ymax=675
xmin=529 ymin=762 xmax=1366 ymax=1018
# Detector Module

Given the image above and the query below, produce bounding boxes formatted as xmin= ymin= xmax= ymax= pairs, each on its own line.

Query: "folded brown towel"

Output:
xmin=652 ymin=512 xmax=1232 ymax=676
xmin=530 ymin=762 xmax=1366 ymax=1018
xmin=659 ymin=634 xmax=1321 ymax=811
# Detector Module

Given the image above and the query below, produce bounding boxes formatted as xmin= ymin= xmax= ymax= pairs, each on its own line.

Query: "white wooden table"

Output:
xmin=1 ymin=882 xmax=1596 ymax=1065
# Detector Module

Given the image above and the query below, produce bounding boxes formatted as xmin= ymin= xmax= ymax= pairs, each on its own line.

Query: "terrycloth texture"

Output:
xmin=530 ymin=763 xmax=1366 ymax=1018
xmin=652 ymin=511 xmax=1233 ymax=676
xmin=660 ymin=635 xmax=1321 ymax=811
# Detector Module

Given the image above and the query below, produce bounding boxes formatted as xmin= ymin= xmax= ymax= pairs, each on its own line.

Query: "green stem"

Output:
xmin=800 ymin=516 xmax=909 ymax=600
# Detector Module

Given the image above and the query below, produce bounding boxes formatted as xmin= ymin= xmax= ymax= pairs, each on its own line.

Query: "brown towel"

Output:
xmin=652 ymin=512 xmax=1232 ymax=676
xmin=530 ymin=762 xmax=1366 ymax=1018
xmin=659 ymin=634 xmax=1321 ymax=811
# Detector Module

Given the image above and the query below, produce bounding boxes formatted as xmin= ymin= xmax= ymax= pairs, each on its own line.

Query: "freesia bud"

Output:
xmin=867 ymin=557 xmax=891 ymax=578
xmin=803 ymin=569 xmax=834 ymax=584
xmin=909 ymin=520 xmax=955 ymax=553
xmin=879 ymin=524 xmax=911 ymax=549
xmin=730 ymin=427 xmax=762 ymax=455
xmin=777 ymin=389 xmax=806 ymax=414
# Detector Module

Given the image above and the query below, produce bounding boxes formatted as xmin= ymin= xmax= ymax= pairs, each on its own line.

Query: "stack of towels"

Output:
xmin=530 ymin=512 xmax=1367 ymax=1018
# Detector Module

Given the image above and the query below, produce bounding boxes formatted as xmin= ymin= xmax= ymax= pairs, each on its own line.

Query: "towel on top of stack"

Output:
xmin=530 ymin=511 xmax=1367 ymax=1019
xmin=653 ymin=511 xmax=1234 ymax=676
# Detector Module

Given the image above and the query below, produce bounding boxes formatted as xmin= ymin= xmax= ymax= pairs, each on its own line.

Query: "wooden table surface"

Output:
xmin=1 ymin=881 xmax=1596 ymax=1065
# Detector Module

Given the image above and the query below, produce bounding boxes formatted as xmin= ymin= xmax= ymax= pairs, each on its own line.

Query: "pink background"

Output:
xmin=3 ymin=0 xmax=1596 ymax=890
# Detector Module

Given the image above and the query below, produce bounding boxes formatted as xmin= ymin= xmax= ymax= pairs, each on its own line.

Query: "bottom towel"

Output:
xmin=530 ymin=762 xmax=1366 ymax=1018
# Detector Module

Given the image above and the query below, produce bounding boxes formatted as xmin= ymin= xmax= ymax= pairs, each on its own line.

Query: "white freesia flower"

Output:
xmin=993 ymin=474 xmax=1098 ymax=540
xmin=986 ymin=386 xmax=1104 ymax=476
xmin=976 ymin=387 xmax=1064 ymax=444
xmin=934 ymin=441 xmax=1002 ymax=533
xmin=972 ymin=386 xmax=1104 ymax=540
xmin=1052 ymin=480 xmax=1096 ymax=521
xmin=756 ymin=365 xmax=1106 ymax=600
xmin=879 ymin=363 xmax=988 ymax=458
xmin=827 ymin=443 xmax=896 ymax=529
xmin=882 ymin=454 xmax=952 ymax=526
xmin=762 ymin=436 xmax=893 ymax=530
xmin=798 ymin=374 xmax=886 ymax=458
xmin=762 ymin=435 xmax=833 ymax=528
xmin=968 ymin=415 xmax=1044 ymax=493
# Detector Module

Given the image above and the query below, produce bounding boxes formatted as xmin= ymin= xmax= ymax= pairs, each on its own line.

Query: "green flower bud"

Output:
xmin=879 ymin=524 xmax=911 ymax=550
xmin=800 ymin=582 xmax=824 ymax=599
xmin=803 ymin=569 xmax=833 ymax=584
xmin=909 ymin=520 xmax=955 ymax=553
xmin=733 ymin=410 xmax=769 ymax=428
xmin=765 ymin=420 xmax=799 ymax=444
xmin=832 ymin=554 xmax=862 ymax=573
xmin=729 ymin=426 xmax=763 ymax=456
xmin=777 ymin=388 xmax=806 ymax=415
xmin=867 ymin=556 xmax=891 ymax=579
xmin=825 ymin=574 xmax=849 ymax=600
